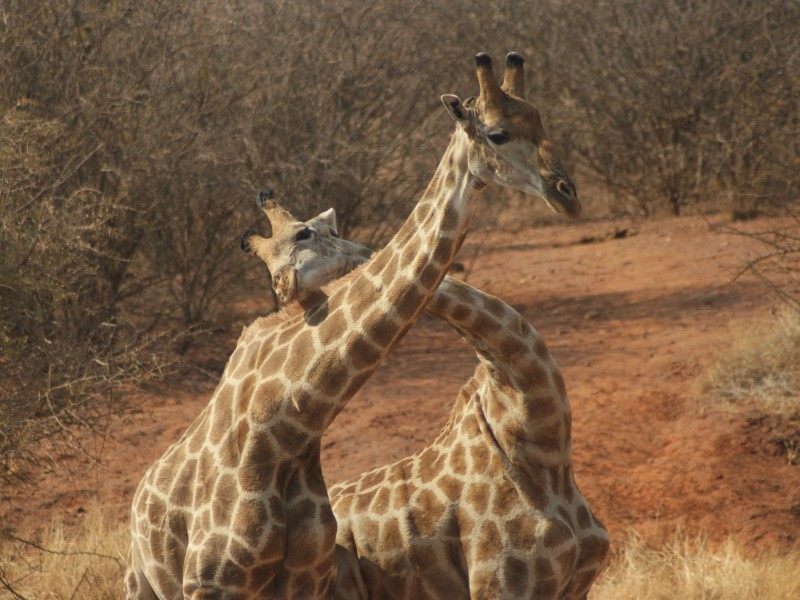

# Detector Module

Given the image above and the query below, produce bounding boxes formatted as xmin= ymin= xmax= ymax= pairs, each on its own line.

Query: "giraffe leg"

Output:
xmin=124 ymin=567 xmax=158 ymax=600
xmin=334 ymin=544 xmax=368 ymax=599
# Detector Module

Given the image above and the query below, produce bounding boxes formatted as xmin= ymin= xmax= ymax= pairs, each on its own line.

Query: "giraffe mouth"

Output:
xmin=545 ymin=196 xmax=582 ymax=220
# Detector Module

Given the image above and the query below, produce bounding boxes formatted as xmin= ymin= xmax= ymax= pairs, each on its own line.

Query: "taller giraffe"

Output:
xmin=126 ymin=52 xmax=579 ymax=599
xmin=247 ymin=203 xmax=609 ymax=599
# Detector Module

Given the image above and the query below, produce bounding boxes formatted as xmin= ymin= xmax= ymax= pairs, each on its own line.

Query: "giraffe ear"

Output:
xmin=241 ymin=230 xmax=267 ymax=256
xmin=441 ymin=94 xmax=469 ymax=123
xmin=315 ymin=208 xmax=339 ymax=237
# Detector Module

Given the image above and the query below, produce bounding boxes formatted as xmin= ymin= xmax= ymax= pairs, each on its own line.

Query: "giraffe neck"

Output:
xmin=236 ymin=128 xmax=485 ymax=445
xmin=426 ymin=277 xmax=572 ymax=468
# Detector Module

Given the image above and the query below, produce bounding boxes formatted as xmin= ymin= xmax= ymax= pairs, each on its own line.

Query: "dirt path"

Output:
xmin=5 ymin=215 xmax=799 ymax=554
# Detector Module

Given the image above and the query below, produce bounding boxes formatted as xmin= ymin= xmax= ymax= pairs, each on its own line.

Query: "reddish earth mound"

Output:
xmin=5 ymin=215 xmax=800 ymax=555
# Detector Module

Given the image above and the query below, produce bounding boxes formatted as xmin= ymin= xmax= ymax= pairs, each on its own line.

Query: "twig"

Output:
xmin=2 ymin=530 xmax=123 ymax=568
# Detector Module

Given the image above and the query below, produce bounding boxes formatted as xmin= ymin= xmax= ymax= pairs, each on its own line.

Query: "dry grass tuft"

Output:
xmin=1 ymin=505 xmax=127 ymax=599
xmin=699 ymin=306 xmax=800 ymax=413
xmin=592 ymin=533 xmax=800 ymax=600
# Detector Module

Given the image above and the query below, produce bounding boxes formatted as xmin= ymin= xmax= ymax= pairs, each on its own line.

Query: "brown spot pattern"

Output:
xmin=475 ymin=521 xmax=503 ymax=562
xmin=504 ymin=555 xmax=529 ymax=596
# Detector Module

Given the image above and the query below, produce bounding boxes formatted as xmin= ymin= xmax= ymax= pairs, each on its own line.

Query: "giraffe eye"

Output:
xmin=487 ymin=129 xmax=509 ymax=145
xmin=295 ymin=228 xmax=312 ymax=241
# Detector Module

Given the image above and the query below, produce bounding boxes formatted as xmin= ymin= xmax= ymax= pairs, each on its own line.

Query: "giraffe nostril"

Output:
xmin=557 ymin=180 xmax=575 ymax=199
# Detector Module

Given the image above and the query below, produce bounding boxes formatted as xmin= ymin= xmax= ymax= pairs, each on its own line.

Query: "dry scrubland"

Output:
xmin=3 ymin=215 xmax=799 ymax=598
xmin=1 ymin=0 xmax=799 ymax=597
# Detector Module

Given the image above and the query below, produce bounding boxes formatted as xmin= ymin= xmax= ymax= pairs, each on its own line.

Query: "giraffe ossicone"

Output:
xmin=125 ymin=51 xmax=582 ymax=599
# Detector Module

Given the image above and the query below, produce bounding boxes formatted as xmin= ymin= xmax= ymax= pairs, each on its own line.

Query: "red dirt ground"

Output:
xmin=5 ymin=214 xmax=800 ymax=557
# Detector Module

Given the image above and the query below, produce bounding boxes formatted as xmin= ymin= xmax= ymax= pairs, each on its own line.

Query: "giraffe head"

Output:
xmin=441 ymin=52 xmax=581 ymax=219
xmin=241 ymin=191 xmax=373 ymax=305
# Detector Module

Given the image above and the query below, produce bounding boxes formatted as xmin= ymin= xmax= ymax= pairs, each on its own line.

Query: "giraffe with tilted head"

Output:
xmin=242 ymin=190 xmax=374 ymax=310
xmin=125 ymin=51 xmax=579 ymax=599
xmin=249 ymin=204 xmax=609 ymax=599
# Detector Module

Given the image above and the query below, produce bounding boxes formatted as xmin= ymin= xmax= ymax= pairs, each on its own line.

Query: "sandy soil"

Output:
xmin=5 ymin=214 xmax=800 ymax=556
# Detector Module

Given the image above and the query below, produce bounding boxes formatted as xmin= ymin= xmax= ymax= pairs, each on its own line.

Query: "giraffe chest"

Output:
xmin=174 ymin=458 xmax=337 ymax=597
xmin=136 ymin=417 xmax=337 ymax=596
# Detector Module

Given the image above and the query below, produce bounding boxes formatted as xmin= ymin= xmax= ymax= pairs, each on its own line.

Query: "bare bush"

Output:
xmin=0 ymin=102 xmax=178 ymax=488
xmin=732 ymin=206 xmax=800 ymax=312
xmin=1 ymin=0 xmax=798 ymax=502
xmin=551 ymin=0 xmax=799 ymax=216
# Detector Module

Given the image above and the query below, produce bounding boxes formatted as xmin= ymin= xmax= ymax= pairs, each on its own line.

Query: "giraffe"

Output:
xmin=125 ymin=51 xmax=580 ymax=599
xmin=248 ymin=203 xmax=609 ymax=599
xmin=329 ymin=277 xmax=610 ymax=600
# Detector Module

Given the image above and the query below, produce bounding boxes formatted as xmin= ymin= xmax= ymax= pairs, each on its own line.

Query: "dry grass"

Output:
xmin=3 ymin=508 xmax=800 ymax=599
xmin=699 ymin=306 xmax=800 ymax=413
xmin=592 ymin=533 xmax=800 ymax=600
xmin=1 ymin=505 xmax=127 ymax=599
